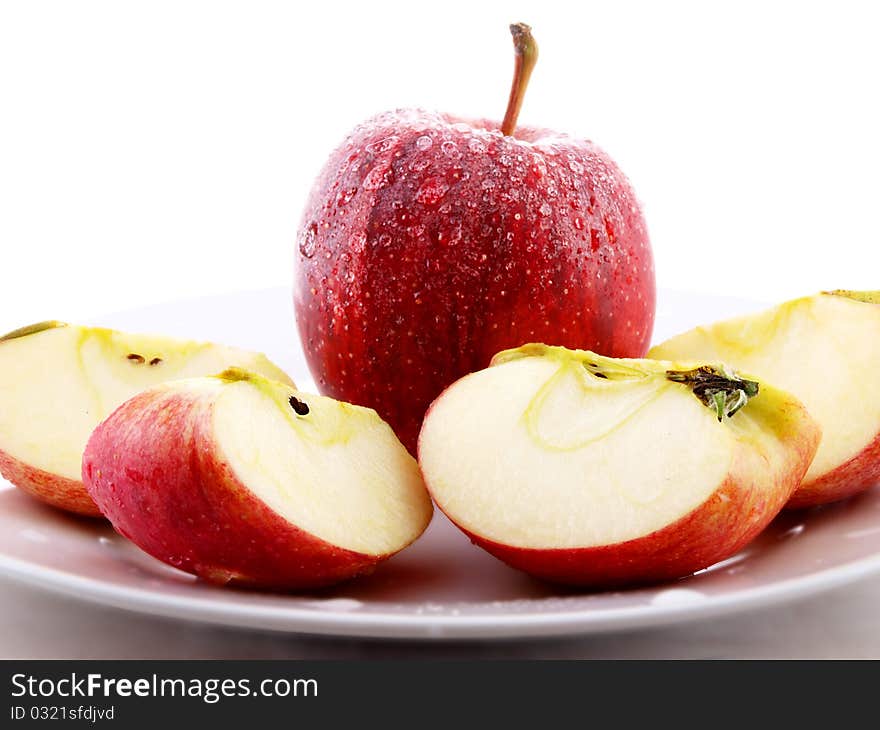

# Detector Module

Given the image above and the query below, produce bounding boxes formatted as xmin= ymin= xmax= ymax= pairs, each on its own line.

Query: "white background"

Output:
xmin=1 ymin=0 xmax=878 ymax=334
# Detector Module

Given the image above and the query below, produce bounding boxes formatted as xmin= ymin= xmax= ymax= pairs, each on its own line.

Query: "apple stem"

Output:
xmin=666 ymin=366 xmax=760 ymax=422
xmin=500 ymin=23 xmax=539 ymax=137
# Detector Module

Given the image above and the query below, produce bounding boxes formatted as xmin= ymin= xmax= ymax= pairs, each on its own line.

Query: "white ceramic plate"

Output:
xmin=1 ymin=287 xmax=879 ymax=640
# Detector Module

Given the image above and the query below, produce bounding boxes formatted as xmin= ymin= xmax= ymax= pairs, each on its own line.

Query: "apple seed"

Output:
xmin=289 ymin=395 xmax=310 ymax=416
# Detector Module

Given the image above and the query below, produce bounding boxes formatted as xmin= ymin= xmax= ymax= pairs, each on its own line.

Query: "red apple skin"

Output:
xmin=295 ymin=110 xmax=655 ymax=453
xmin=82 ymin=387 xmax=387 ymax=590
xmin=786 ymin=430 xmax=880 ymax=510
xmin=0 ymin=449 xmax=102 ymax=517
xmin=418 ymin=401 xmax=820 ymax=589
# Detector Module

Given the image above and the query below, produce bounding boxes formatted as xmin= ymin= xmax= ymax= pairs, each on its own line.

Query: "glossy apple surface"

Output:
xmin=294 ymin=27 xmax=654 ymax=453
xmin=650 ymin=291 xmax=880 ymax=508
xmin=0 ymin=321 xmax=292 ymax=516
xmin=418 ymin=345 xmax=819 ymax=587
xmin=82 ymin=369 xmax=433 ymax=590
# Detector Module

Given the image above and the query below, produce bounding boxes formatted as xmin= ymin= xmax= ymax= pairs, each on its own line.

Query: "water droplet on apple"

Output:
xmin=351 ymin=231 xmax=367 ymax=252
xmin=408 ymin=156 xmax=431 ymax=172
xmin=452 ymin=122 xmax=471 ymax=133
xmin=363 ymin=164 xmax=393 ymax=191
xmin=415 ymin=135 xmax=433 ymax=151
xmin=336 ymin=187 xmax=357 ymax=206
xmin=468 ymin=137 xmax=487 ymax=153
xmin=573 ymin=216 xmax=584 ymax=230
xmin=568 ymin=159 xmax=584 ymax=174
xmin=365 ymin=135 xmax=400 ymax=155
xmin=539 ymin=202 xmax=553 ymax=216
xmin=299 ymin=222 xmax=318 ymax=258
xmin=415 ymin=177 xmax=450 ymax=205
xmin=438 ymin=223 xmax=462 ymax=246
xmin=441 ymin=141 xmax=460 ymax=158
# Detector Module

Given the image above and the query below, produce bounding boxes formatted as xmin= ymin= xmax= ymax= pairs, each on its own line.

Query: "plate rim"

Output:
xmin=2 ymin=542 xmax=880 ymax=639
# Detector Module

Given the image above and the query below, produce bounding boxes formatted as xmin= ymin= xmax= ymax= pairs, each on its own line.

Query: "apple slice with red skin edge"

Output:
xmin=417 ymin=344 xmax=820 ymax=588
xmin=82 ymin=368 xmax=433 ymax=590
xmin=0 ymin=321 xmax=293 ymax=517
xmin=649 ymin=291 xmax=880 ymax=508
xmin=294 ymin=24 xmax=655 ymax=455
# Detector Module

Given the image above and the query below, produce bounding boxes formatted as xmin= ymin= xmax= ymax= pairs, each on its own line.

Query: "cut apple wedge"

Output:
xmin=650 ymin=291 xmax=880 ymax=508
xmin=418 ymin=344 xmax=820 ymax=587
xmin=0 ymin=321 xmax=293 ymax=516
xmin=82 ymin=368 xmax=433 ymax=590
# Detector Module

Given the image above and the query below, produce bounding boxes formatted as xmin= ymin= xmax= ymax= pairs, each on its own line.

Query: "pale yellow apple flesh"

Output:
xmin=212 ymin=369 xmax=433 ymax=555
xmin=418 ymin=345 xmax=819 ymax=586
xmin=0 ymin=321 xmax=293 ymax=515
xmin=649 ymin=292 xmax=880 ymax=506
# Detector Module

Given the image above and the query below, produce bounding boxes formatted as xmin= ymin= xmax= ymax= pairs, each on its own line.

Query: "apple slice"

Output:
xmin=0 ymin=321 xmax=293 ymax=516
xmin=418 ymin=344 xmax=819 ymax=587
xmin=82 ymin=368 xmax=433 ymax=590
xmin=649 ymin=291 xmax=880 ymax=508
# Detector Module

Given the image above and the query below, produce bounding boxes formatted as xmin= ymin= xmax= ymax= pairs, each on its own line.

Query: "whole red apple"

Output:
xmin=294 ymin=24 xmax=655 ymax=452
